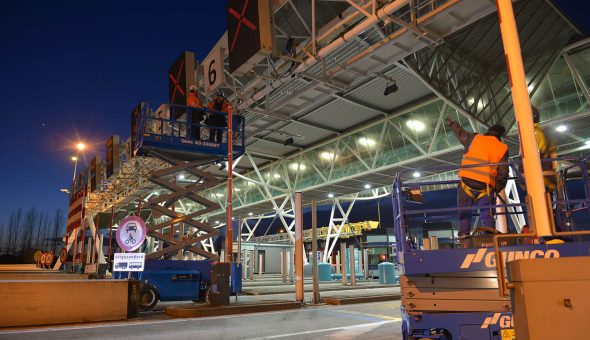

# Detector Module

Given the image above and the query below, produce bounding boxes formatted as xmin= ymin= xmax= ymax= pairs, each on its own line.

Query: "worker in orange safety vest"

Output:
xmin=446 ymin=118 xmax=509 ymax=239
xmin=188 ymin=85 xmax=204 ymax=140
xmin=207 ymin=90 xmax=231 ymax=143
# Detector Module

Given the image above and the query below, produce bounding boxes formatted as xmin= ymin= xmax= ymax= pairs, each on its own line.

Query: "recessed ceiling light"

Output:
xmin=248 ymin=212 xmax=253 ymax=216
xmin=290 ymin=162 xmax=307 ymax=171
xmin=358 ymin=137 xmax=376 ymax=147
xmin=406 ymin=119 xmax=426 ymax=132
xmin=178 ymin=174 xmax=185 ymax=180
xmin=364 ymin=184 xmax=372 ymax=189
xmin=412 ymin=171 xmax=421 ymax=178
xmin=556 ymin=125 xmax=567 ymax=133
xmin=320 ymin=151 xmax=335 ymax=161
xmin=215 ymin=220 xmax=220 ymax=224
xmin=328 ymin=193 xmax=334 ymax=198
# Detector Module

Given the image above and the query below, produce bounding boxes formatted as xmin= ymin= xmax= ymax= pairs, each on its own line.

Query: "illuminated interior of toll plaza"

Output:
xmin=3 ymin=0 xmax=590 ymax=338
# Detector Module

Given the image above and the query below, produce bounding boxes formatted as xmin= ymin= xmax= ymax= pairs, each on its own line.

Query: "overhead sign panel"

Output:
xmin=106 ymin=135 xmax=121 ymax=178
xmin=67 ymin=189 xmax=85 ymax=232
xmin=227 ymin=0 xmax=273 ymax=75
xmin=90 ymin=156 xmax=105 ymax=192
xmin=169 ymin=51 xmax=196 ymax=118
xmin=203 ymin=47 xmax=225 ymax=96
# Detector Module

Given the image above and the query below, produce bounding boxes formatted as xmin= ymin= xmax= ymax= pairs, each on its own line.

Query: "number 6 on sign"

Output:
xmin=203 ymin=47 xmax=225 ymax=96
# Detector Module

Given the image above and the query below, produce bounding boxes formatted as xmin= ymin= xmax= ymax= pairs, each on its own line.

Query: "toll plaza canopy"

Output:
xmin=79 ymin=0 xmax=590 ymax=255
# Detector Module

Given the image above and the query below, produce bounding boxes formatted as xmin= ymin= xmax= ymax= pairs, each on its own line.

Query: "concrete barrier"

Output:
xmin=0 ymin=273 xmax=88 ymax=280
xmin=0 ymin=264 xmax=41 ymax=271
xmin=0 ymin=280 xmax=129 ymax=327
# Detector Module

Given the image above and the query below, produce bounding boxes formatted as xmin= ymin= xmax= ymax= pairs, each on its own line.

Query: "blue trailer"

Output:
xmin=115 ymin=259 xmax=212 ymax=310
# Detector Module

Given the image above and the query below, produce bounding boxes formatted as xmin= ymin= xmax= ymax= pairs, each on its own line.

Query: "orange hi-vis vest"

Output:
xmin=188 ymin=93 xmax=202 ymax=107
xmin=458 ymin=134 xmax=508 ymax=188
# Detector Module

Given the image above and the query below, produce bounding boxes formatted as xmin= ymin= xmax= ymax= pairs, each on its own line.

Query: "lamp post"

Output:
xmin=72 ymin=143 xmax=86 ymax=181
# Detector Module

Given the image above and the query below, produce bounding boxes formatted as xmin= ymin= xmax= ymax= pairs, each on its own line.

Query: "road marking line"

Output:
xmin=245 ymin=320 xmax=399 ymax=339
xmin=330 ymin=309 xmax=402 ymax=321
xmin=0 ymin=300 xmax=400 ymax=335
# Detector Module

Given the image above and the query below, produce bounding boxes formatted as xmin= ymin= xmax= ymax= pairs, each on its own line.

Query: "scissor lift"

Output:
xmin=392 ymin=159 xmax=590 ymax=339
xmin=132 ymin=102 xmax=245 ymax=261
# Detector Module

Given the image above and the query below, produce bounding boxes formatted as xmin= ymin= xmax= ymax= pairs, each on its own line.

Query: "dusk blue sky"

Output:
xmin=0 ymin=1 xmax=227 ymax=220
xmin=0 ymin=1 xmax=588 ymax=222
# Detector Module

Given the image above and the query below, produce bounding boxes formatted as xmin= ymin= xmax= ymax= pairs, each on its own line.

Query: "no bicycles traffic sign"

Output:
xmin=116 ymin=216 xmax=147 ymax=252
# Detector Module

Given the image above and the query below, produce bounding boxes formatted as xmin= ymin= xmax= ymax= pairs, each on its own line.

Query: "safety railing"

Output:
xmin=392 ymin=157 xmax=590 ymax=254
xmin=131 ymin=102 xmax=245 ymax=158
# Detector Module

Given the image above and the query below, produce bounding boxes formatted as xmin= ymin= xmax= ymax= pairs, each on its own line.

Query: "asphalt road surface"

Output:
xmin=0 ymin=301 xmax=403 ymax=339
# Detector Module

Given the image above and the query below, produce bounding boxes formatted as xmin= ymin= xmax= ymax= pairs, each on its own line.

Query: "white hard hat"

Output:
xmin=189 ymin=85 xmax=198 ymax=91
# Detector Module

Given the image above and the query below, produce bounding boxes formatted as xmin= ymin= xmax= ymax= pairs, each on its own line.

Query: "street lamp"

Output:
xmin=72 ymin=142 xmax=86 ymax=181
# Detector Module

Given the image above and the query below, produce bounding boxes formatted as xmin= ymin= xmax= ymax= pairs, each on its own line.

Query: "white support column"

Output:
xmin=349 ymin=244 xmax=356 ymax=286
xmin=340 ymin=243 xmax=347 ymax=286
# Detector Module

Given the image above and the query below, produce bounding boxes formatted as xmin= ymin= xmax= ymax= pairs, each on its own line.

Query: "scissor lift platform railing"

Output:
xmin=392 ymin=159 xmax=590 ymax=339
xmin=132 ymin=102 xmax=245 ymax=160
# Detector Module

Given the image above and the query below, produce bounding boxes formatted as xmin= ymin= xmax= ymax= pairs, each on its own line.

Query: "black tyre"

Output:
xmin=140 ymin=285 xmax=159 ymax=311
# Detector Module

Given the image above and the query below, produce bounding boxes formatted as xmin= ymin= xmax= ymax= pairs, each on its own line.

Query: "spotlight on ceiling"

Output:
xmin=384 ymin=82 xmax=398 ymax=96
xmin=284 ymin=137 xmax=295 ymax=146
xmin=328 ymin=193 xmax=334 ymax=198
xmin=555 ymin=125 xmax=567 ymax=133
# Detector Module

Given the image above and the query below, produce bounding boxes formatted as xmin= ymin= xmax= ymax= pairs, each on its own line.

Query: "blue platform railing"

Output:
xmin=392 ymin=157 xmax=590 ymax=274
xmin=131 ymin=102 xmax=245 ymax=158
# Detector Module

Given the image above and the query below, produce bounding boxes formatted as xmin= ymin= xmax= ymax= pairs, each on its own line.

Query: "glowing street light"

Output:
xmin=72 ymin=142 xmax=87 ymax=181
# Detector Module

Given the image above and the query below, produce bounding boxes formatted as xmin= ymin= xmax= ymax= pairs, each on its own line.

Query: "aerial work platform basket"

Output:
xmin=392 ymin=158 xmax=590 ymax=340
xmin=131 ymin=102 xmax=245 ymax=160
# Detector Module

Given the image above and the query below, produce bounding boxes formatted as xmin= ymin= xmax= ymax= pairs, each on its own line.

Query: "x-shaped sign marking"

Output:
xmin=169 ymin=59 xmax=186 ymax=103
xmin=228 ymin=0 xmax=258 ymax=52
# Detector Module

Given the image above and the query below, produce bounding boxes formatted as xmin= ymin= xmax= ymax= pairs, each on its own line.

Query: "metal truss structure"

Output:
xmin=403 ymin=0 xmax=578 ymax=130
xmin=74 ymin=1 xmax=590 ymax=266
xmin=144 ymin=151 xmax=221 ymax=260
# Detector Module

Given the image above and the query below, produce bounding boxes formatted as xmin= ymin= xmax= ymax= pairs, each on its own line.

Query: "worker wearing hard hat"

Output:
xmin=188 ymin=85 xmax=204 ymax=140
xmin=446 ymin=118 xmax=509 ymax=241
xmin=207 ymin=90 xmax=231 ymax=143
xmin=531 ymin=106 xmax=557 ymax=192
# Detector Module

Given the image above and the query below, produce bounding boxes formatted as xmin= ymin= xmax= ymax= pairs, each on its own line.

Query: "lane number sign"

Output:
xmin=203 ymin=47 xmax=225 ymax=96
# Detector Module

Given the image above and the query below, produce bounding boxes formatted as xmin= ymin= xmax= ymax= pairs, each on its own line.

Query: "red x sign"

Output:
xmin=228 ymin=0 xmax=258 ymax=52
xmin=169 ymin=59 xmax=186 ymax=104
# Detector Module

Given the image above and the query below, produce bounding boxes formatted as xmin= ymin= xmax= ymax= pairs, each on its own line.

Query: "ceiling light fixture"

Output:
xmin=406 ymin=119 xmax=426 ymax=132
xmin=555 ymin=125 xmax=567 ymax=133
xmin=320 ymin=151 xmax=335 ymax=161
xmin=358 ymin=137 xmax=376 ymax=147
xmin=284 ymin=137 xmax=294 ymax=146
xmin=328 ymin=193 xmax=334 ymax=198
xmin=364 ymin=184 xmax=372 ymax=189
xmin=412 ymin=171 xmax=421 ymax=178
xmin=384 ymin=82 xmax=398 ymax=96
